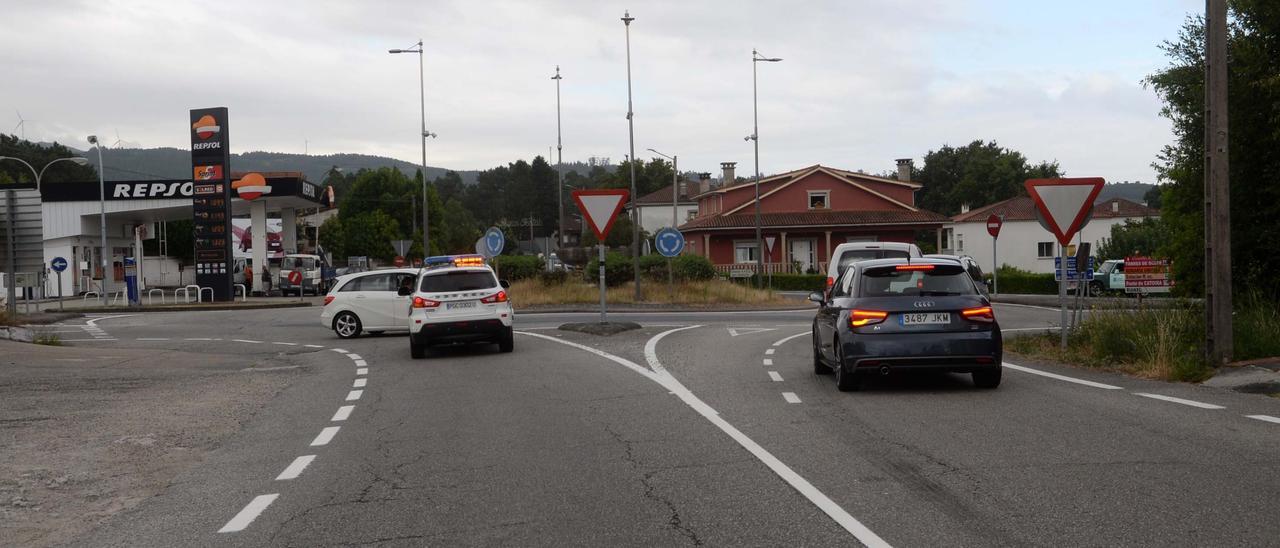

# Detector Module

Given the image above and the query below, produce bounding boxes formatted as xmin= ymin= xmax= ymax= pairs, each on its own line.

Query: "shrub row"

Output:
xmin=583 ymin=253 xmax=717 ymax=286
xmin=491 ymin=255 xmax=543 ymax=281
xmin=985 ymin=267 xmax=1058 ymax=295
xmin=741 ymin=273 xmax=826 ymax=292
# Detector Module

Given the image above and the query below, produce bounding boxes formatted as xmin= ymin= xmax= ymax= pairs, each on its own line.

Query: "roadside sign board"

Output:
xmin=190 ymin=106 xmax=234 ymax=301
xmin=288 ymin=270 xmax=303 ymax=285
xmin=1054 ymin=256 xmax=1095 ymax=282
xmin=1124 ymin=256 xmax=1172 ymax=293
xmin=986 ymin=214 xmax=1003 ymax=238
xmin=572 ymin=189 xmax=630 ymax=241
xmin=391 ymin=239 xmax=412 ymax=257
xmin=483 ymin=227 xmax=505 ymax=257
xmin=654 ymin=227 xmax=685 ymax=258
xmin=1025 ymin=178 xmax=1105 ymax=245
xmin=764 ymin=236 xmax=776 ymax=252
xmin=50 ymin=257 xmax=68 ymax=272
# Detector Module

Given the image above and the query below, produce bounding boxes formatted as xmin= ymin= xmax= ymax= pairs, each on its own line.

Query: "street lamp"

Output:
xmin=389 ymin=39 xmax=435 ymax=257
xmin=747 ymin=48 xmax=782 ymax=287
xmin=0 ymin=155 xmax=90 ymax=316
xmin=622 ymin=10 xmax=641 ymax=301
xmin=552 ymin=66 xmax=565 ymax=248
xmin=86 ymin=135 xmax=110 ymax=305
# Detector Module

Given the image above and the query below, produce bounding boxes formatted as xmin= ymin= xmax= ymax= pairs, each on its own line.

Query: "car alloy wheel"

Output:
xmin=334 ymin=312 xmax=362 ymax=339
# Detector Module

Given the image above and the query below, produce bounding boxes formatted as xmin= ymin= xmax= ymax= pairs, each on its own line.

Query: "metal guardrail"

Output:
xmin=176 ymin=285 xmax=199 ymax=303
xmin=197 ymin=287 xmax=213 ymax=303
xmin=82 ymin=291 xmax=100 ymax=303
xmin=234 ymin=284 xmax=246 ymax=302
xmin=147 ymin=289 xmax=166 ymax=305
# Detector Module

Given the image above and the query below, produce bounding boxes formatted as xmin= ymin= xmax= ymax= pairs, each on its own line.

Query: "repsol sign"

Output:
xmin=39 ymin=179 xmax=195 ymax=202
xmin=112 ymin=181 xmax=194 ymax=198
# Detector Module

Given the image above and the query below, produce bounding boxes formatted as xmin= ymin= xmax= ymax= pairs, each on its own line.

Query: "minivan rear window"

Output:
xmin=858 ymin=265 xmax=976 ymax=297
xmin=838 ymin=249 xmax=910 ymax=269
xmin=420 ymin=271 xmax=497 ymax=293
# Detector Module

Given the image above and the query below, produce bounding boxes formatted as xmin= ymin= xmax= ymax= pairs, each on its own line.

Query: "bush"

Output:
xmin=987 ymin=265 xmax=1058 ymax=294
xmin=585 ymin=252 xmax=635 ymax=287
xmin=672 ymin=254 xmax=716 ymax=281
xmin=749 ymin=273 xmax=826 ymax=292
xmin=638 ymin=254 xmax=668 ymax=282
xmin=539 ymin=269 xmax=569 ymax=287
xmin=491 ymin=255 xmax=542 ymax=282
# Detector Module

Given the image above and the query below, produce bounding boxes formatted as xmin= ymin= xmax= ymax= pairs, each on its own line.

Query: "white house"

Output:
xmin=631 ymin=180 xmax=698 ymax=236
xmin=942 ymin=196 xmax=1159 ymax=274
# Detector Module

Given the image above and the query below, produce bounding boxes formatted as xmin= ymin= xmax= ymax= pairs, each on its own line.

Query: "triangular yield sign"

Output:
xmin=727 ymin=327 xmax=777 ymax=337
xmin=1025 ymin=178 xmax=1105 ymax=246
xmin=572 ymin=189 xmax=630 ymax=241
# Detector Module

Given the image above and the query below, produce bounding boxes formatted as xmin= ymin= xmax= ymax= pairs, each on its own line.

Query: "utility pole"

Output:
xmin=622 ymin=11 xmax=641 ymax=301
xmin=553 ymin=66 xmax=564 ymax=248
xmin=1204 ymin=0 xmax=1232 ymax=366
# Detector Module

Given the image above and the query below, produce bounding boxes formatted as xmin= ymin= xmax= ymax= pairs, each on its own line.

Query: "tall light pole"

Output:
xmin=85 ymin=135 xmax=110 ymax=306
xmin=647 ymin=148 xmax=678 ymax=300
xmin=0 ymin=155 xmax=89 ymax=316
xmin=552 ymin=66 xmax=565 ymax=248
xmin=390 ymin=40 xmax=435 ymax=257
xmin=622 ymin=10 xmax=641 ymax=301
xmin=746 ymin=49 xmax=782 ymax=287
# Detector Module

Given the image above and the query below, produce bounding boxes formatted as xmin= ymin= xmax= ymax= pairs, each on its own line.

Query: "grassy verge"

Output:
xmin=33 ymin=333 xmax=62 ymax=346
xmin=509 ymin=279 xmax=796 ymax=307
xmin=1006 ymin=295 xmax=1280 ymax=382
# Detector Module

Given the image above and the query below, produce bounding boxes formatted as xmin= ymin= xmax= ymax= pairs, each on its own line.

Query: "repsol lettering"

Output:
xmin=192 ymin=141 xmax=222 ymax=150
xmin=112 ymin=181 xmax=194 ymax=199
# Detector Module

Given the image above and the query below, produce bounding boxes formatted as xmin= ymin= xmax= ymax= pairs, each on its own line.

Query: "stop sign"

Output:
xmin=393 ymin=255 xmax=406 ymax=267
xmin=986 ymin=214 xmax=1003 ymax=237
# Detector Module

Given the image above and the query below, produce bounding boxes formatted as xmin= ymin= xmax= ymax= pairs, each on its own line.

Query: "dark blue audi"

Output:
xmin=810 ymin=257 xmax=1002 ymax=391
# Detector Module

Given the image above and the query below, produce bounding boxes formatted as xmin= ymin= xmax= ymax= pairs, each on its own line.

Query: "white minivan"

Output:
xmin=321 ymin=268 xmax=419 ymax=338
xmin=824 ymin=241 xmax=922 ymax=292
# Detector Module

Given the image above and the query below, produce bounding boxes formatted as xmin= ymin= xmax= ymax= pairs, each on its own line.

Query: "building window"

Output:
xmin=957 ymin=234 xmax=964 ymax=252
xmin=686 ymin=209 xmax=698 ymax=221
xmin=808 ymin=191 xmax=830 ymax=210
xmin=734 ymin=241 xmax=759 ymax=263
xmin=1037 ymin=242 xmax=1054 ymax=258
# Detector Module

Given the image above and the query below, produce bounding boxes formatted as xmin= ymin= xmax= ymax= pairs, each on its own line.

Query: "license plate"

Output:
xmin=900 ymin=312 xmax=950 ymax=325
xmin=446 ymin=301 xmax=476 ymax=310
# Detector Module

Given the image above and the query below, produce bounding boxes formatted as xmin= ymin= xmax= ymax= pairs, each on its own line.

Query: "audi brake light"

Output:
xmin=962 ymin=306 xmax=995 ymax=323
xmin=481 ymin=291 xmax=508 ymax=304
xmin=323 ymin=295 xmax=334 ymax=306
xmin=849 ymin=309 xmax=888 ymax=328
xmin=895 ymin=264 xmax=935 ymax=271
xmin=412 ymin=296 xmax=441 ymax=309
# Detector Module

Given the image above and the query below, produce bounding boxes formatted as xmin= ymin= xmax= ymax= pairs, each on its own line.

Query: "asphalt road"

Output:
xmin=29 ymin=304 xmax=1280 ymax=547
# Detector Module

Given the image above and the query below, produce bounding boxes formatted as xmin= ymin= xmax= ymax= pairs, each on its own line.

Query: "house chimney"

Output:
xmin=721 ymin=162 xmax=736 ymax=187
xmin=698 ymin=172 xmax=712 ymax=195
xmin=960 ymin=203 xmax=970 ymax=214
xmin=895 ymin=158 xmax=913 ymax=182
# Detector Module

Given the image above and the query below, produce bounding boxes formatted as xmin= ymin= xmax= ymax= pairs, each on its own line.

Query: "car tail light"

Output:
xmin=412 ymin=296 xmax=441 ymax=309
xmin=825 ymin=276 xmax=835 ymax=289
xmin=323 ymin=295 xmax=335 ymax=306
xmin=481 ymin=291 xmax=508 ymax=304
xmin=849 ymin=309 xmax=888 ymax=327
xmin=962 ymin=306 xmax=995 ymax=323
xmin=895 ymin=264 xmax=935 ymax=271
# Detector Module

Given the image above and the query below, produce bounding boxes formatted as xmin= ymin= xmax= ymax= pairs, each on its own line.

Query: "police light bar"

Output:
xmin=424 ymin=256 xmax=455 ymax=268
xmin=453 ymin=255 xmax=486 ymax=267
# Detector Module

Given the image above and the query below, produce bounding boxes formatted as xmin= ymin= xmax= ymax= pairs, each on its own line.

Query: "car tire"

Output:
xmin=834 ymin=344 xmax=861 ymax=392
xmin=812 ymin=331 xmax=830 ymax=375
xmin=497 ymin=327 xmax=514 ymax=353
xmin=333 ymin=312 xmax=362 ymax=339
xmin=972 ymin=368 xmax=1002 ymax=389
xmin=410 ymin=337 xmax=427 ymax=359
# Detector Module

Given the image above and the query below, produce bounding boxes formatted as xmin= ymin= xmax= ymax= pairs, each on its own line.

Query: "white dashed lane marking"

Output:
xmin=346 ymin=390 xmax=363 ymax=401
xmin=768 ymin=371 xmax=783 ymax=382
xmin=763 ymin=358 xmax=774 ymax=366
xmin=331 ymin=348 xmax=349 ymax=353
xmin=272 ymin=342 xmax=298 ymax=346
xmin=346 ymin=354 xmax=363 ymax=360
xmin=218 ymin=494 xmax=279 ymax=533
xmin=232 ymin=339 xmax=262 ymax=344
xmin=782 ymin=392 xmax=802 ymax=404
xmin=765 ymin=348 xmax=775 ymax=355
xmin=310 ymin=427 xmax=340 ymax=447
xmin=332 ymin=406 xmax=354 ymax=421
xmin=1002 ymin=362 xmax=1123 ymax=390
xmin=353 ymin=378 xmax=366 ymax=388
xmin=356 ymin=368 xmax=368 ymax=376
xmin=1246 ymin=415 xmax=1280 ymax=424
xmin=304 ymin=344 xmax=324 ymax=348
xmin=353 ymin=359 xmax=368 ymax=367
xmin=1134 ymin=393 xmax=1225 ymax=410
xmin=275 ymin=455 xmax=315 ymax=481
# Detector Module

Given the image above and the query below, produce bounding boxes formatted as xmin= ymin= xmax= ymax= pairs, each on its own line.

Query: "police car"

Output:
xmin=397 ymin=255 xmax=514 ymax=359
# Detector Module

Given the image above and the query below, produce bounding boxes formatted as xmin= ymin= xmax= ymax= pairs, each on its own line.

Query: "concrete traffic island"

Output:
xmin=1203 ymin=358 xmax=1280 ymax=395
xmin=557 ymin=322 xmax=642 ymax=336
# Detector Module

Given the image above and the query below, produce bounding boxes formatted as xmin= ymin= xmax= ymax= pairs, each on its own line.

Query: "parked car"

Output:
xmin=1091 ymin=259 xmax=1125 ymax=294
xmin=321 ymin=268 xmax=419 ymax=338
xmin=810 ymin=257 xmax=1002 ymax=391
xmin=923 ymin=254 xmax=988 ymax=294
xmin=824 ymin=241 xmax=923 ymax=292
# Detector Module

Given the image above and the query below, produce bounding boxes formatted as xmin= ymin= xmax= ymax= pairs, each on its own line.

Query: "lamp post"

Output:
xmin=647 ymin=148 xmax=678 ymax=300
xmin=552 ymin=66 xmax=565 ymax=248
xmin=85 ymin=135 xmax=111 ymax=306
xmin=389 ymin=40 xmax=435 ymax=256
xmin=622 ymin=10 xmax=641 ymax=301
xmin=746 ymin=49 xmax=782 ymax=287
xmin=0 ymin=155 xmax=90 ymax=316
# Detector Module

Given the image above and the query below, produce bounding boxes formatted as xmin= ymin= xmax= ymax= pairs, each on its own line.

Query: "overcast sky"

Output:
xmin=2 ymin=0 xmax=1200 ymax=184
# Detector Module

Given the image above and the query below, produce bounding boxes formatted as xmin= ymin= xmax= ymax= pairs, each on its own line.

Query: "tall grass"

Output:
xmin=509 ymin=279 xmax=793 ymax=307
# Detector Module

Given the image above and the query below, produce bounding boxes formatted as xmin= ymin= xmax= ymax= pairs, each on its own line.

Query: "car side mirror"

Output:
xmin=397 ymin=286 xmax=412 ymax=296
xmin=807 ymin=291 xmax=824 ymax=303
xmin=500 ymin=279 xmax=510 ymax=289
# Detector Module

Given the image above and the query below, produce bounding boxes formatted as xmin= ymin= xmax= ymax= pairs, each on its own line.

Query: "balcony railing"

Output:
xmin=713 ymin=262 xmax=828 ymax=276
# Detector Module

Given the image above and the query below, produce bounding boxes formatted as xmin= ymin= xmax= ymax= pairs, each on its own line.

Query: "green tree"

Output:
xmin=0 ymin=134 xmax=99 ymax=185
xmin=318 ymin=216 xmax=346 ymax=261
xmin=1142 ymin=185 xmax=1164 ymax=209
xmin=438 ymin=198 xmax=481 ymax=254
xmin=1096 ymin=218 xmax=1172 ymax=261
xmin=343 ymin=211 xmax=401 ymax=261
xmin=914 ymin=140 xmax=1061 ymax=216
xmin=1146 ymin=3 xmax=1280 ymax=295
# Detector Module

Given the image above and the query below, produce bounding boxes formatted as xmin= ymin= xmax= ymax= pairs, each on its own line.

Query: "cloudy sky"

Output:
xmin=2 ymin=0 xmax=1200 ymax=184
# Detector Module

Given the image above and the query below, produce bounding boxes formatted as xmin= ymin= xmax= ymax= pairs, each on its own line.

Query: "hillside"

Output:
xmin=1097 ymin=181 xmax=1155 ymax=204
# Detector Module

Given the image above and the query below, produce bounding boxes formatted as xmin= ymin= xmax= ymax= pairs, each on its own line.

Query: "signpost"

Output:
xmin=764 ymin=236 xmax=776 ymax=289
xmin=986 ymin=214 xmax=1002 ymax=294
xmin=190 ymin=107 xmax=234 ymax=301
xmin=572 ymin=189 xmax=629 ymax=323
xmin=654 ymin=227 xmax=685 ymax=300
xmin=1124 ymin=256 xmax=1172 ymax=294
xmin=391 ymin=239 xmax=412 ymax=260
xmin=50 ymin=257 xmax=67 ymax=311
xmin=483 ymin=227 xmax=505 ymax=257
xmin=1026 ymin=177 xmax=1105 ymax=349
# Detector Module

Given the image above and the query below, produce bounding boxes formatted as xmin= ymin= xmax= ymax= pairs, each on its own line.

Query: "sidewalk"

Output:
xmin=32 ymin=294 xmax=319 ymax=313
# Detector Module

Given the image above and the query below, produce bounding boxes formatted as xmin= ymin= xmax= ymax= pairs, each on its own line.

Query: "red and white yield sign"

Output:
xmin=572 ymin=189 xmax=630 ymax=241
xmin=1025 ymin=177 xmax=1105 ymax=245
xmin=986 ymin=214 xmax=1003 ymax=238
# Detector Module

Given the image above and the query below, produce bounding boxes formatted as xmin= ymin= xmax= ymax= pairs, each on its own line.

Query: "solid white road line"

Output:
xmin=772 ymin=331 xmax=810 ymax=347
xmin=275 ymin=455 xmax=316 ymax=481
xmin=768 ymin=371 xmax=783 ymax=382
xmin=520 ymin=329 xmax=892 ymax=548
xmin=641 ymin=325 xmax=704 ymax=375
xmin=346 ymin=390 xmax=363 ymax=401
xmin=1002 ymin=362 xmax=1124 ymax=390
xmin=782 ymin=392 xmax=802 ymax=404
xmin=331 ymin=348 xmax=348 ymax=353
xmin=310 ymin=426 xmax=340 ymax=446
xmin=353 ymin=359 xmax=368 ymax=367
xmin=218 ymin=494 xmax=279 ymax=533
xmin=332 ymin=405 xmax=354 ymax=421
xmin=356 ymin=368 xmax=368 ymax=376
xmin=347 ymin=353 xmax=363 ymax=360
xmin=1245 ymin=415 xmax=1280 ymax=424
xmin=136 ymin=337 xmax=170 ymax=341
xmin=763 ymin=358 xmax=774 ymax=366
xmin=765 ymin=348 xmax=775 ymax=355
xmin=272 ymin=342 xmax=298 ymax=346
xmin=185 ymin=337 xmax=214 ymax=341
xmin=1134 ymin=393 xmax=1225 ymax=410
xmin=232 ymin=339 xmax=262 ymax=344
xmin=353 ymin=378 xmax=367 ymax=388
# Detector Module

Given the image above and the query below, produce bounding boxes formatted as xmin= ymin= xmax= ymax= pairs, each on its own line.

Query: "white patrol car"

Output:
xmin=399 ymin=255 xmax=514 ymax=359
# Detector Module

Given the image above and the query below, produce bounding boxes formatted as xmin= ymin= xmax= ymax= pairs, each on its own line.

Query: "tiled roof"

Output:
xmin=691 ymin=164 xmax=919 ymax=199
xmin=634 ymin=182 xmax=697 ymax=205
xmin=679 ymin=209 xmax=949 ymax=231
xmin=951 ymin=196 xmax=1159 ymax=222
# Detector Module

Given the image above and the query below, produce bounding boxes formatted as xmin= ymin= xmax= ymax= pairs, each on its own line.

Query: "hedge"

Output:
xmin=984 ymin=267 xmax=1058 ymax=295
xmin=491 ymin=255 xmax=542 ymax=281
xmin=744 ymin=273 xmax=827 ymax=292
xmin=584 ymin=252 xmax=635 ymax=287
xmin=583 ymin=253 xmax=717 ymax=286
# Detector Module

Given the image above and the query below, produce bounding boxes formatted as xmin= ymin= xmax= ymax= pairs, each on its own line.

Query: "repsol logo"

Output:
xmin=113 ymin=181 xmax=195 ymax=199
xmin=192 ymin=141 xmax=222 ymax=150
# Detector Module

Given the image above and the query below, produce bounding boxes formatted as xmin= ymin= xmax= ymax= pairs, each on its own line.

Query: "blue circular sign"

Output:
xmin=654 ymin=227 xmax=685 ymax=258
xmin=50 ymin=256 xmax=68 ymax=272
xmin=483 ymin=227 xmax=505 ymax=257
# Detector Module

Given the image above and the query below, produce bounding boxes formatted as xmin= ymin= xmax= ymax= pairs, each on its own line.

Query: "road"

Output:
xmin=18 ymin=304 xmax=1280 ymax=547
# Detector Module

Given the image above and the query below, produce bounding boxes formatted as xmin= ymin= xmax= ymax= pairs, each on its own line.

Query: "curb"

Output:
xmin=0 ymin=326 xmax=35 ymax=343
xmin=57 ymin=302 xmax=313 ymax=313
